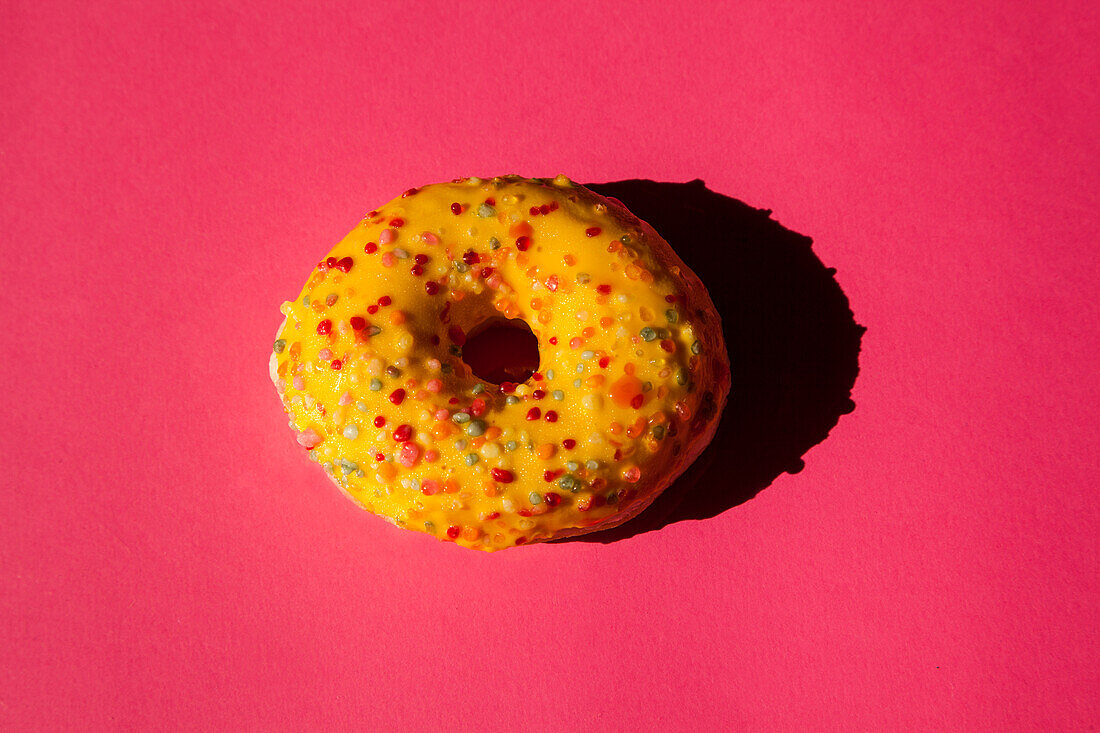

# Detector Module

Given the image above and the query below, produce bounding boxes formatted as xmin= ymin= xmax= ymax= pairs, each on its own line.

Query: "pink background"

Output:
xmin=2 ymin=0 xmax=1097 ymax=729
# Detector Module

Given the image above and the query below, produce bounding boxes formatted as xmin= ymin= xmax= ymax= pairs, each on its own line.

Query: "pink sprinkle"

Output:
xmin=424 ymin=449 xmax=439 ymax=463
xmin=570 ymin=337 xmax=583 ymax=349
xmin=338 ymin=392 xmax=353 ymax=406
xmin=426 ymin=379 xmax=443 ymax=393
xmin=318 ymin=348 xmax=333 ymax=360
xmin=398 ymin=442 xmax=421 ymax=468
xmin=381 ymin=252 xmax=396 ymax=267
xmin=434 ymin=408 xmax=450 ymax=420
xmin=422 ymin=232 xmax=439 ymax=245
xmin=293 ymin=377 xmax=305 ymax=391
xmin=296 ymin=429 xmax=322 ymax=449
xmin=275 ymin=378 xmax=285 ymax=392
xmin=420 ymin=479 xmax=440 ymax=495
xmin=379 ymin=228 xmax=397 ymax=244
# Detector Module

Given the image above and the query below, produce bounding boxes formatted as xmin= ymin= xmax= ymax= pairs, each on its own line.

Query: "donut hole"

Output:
xmin=461 ymin=318 xmax=540 ymax=385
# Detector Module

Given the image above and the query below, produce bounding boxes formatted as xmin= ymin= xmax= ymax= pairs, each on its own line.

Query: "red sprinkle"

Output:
xmin=539 ymin=204 xmax=550 ymax=215
xmin=480 ymin=267 xmax=494 ymax=279
xmin=411 ymin=264 xmax=424 ymax=276
xmin=414 ymin=254 xmax=429 ymax=265
xmin=500 ymin=382 xmax=517 ymax=394
xmin=392 ymin=424 xmax=413 ymax=442
xmin=364 ymin=242 xmax=378 ymax=254
xmin=374 ymin=416 xmax=386 ymax=428
xmin=316 ymin=320 xmax=332 ymax=335
xmin=529 ymin=206 xmax=540 ymax=216
xmin=335 ymin=257 xmax=353 ymax=273
xmin=491 ymin=468 xmax=515 ymax=484
xmin=562 ymin=439 xmax=576 ymax=450
xmin=532 ymin=389 xmax=546 ymax=400
xmin=665 ymin=294 xmax=677 ymax=303
xmin=325 ymin=257 xmax=337 ymax=269
xmin=516 ymin=236 xmax=530 ymax=251
xmin=514 ymin=537 xmax=527 ymax=546
xmin=367 ymin=305 xmax=379 ymax=314
xmin=450 ymin=203 xmax=462 ymax=215
xmin=350 ymin=316 xmax=366 ymax=330
xmin=471 ymin=398 xmax=487 ymax=417
xmin=548 ymin=337 xmax=558 ymax=345
xmin=402 ymin=188 xmax=418 ymax=198
xmin=389 ymin=389 xmax=406 ymax=405
xmin=447 ymin=525 xmax=461 ymax=539
xmin=630 ymin=394 xmax=644 ymax=409
xmin=463 ymin=251 xmax=479 ymax=265
xmin=599 ymin=356 xmax=610 ymax=369
xmin=378 ymin=296 xmax=392 ymax=307
xmin=526 ymin=407 xmax=541 ymax=421
xmin=390 ymin=217 xmax=405 ymax=227
xmin=425 ymin=281 xmax=440 ymax=295
xmin=596 ymin=284 xmax=612 ymax=295
xmin=544 ymin=492 xmax=561 ymax=507
xmin=544 ymin=411 xmax=558 ymax=423
xmin=330 ymin=359 xmax=342 ymax=370
xmin=586 ymin=227 xmax=601 ymax=237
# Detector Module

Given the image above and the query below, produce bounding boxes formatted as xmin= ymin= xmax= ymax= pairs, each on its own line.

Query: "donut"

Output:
xmin=270 ymin=175 xmax=729 ymax=550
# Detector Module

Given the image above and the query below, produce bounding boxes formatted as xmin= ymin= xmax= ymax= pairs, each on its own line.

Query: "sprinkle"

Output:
xmin=455 ymin=439 xmax=468 ymax=450
xmin=516 ymin=236 xmax=530 ymax=251
xmin=544 ymin=411 xmax=558 ymax=423
xmin=465 ymin=419 xmax=487 ymax=437
xmin=447 ymin=525 xmax=461 ymax=539
xmin=425 ymin=281 xmax=440 ymax=295
xmin=398 ymin=442 xmax=421 ymax=467
xmin=422 ymin=232 xmax=439 ymax=245
xmin=529 ymin=492 xmax=543 ymax=505
xmin=552 ymin=390 xmax=565 ymax=401
xmin=392 ymin=424 xmax=413 ymax=442
xmin=581 ymin=350 xmax=595 ymax=360
xmin=374 ymin=416 xmax=386 ymax=428
xmin=565 ymin=461 xmax=580 ymax=472
xmin=505 ymin=395 xmax=521 ymax=406
xmin=355 ymin=401 xmax=369 ymax=412
xmin=273 ymin=339 xmax=286 ymax=354
xmin=316 ymin=320 xmax=332 ymax=335
xmin=526 ymin=407 xmax=541 ymax=421
xmin=544 ymin=492 xmax=561 ymax=507
xmin=296 ymin=429 xmax=323 ymax=449
xmin=546 ymin=369 xmax=556 ymax=380
xmin=364 ymin=242 xmax=378 ymax=254
xmin=465 ymin=453 xmax=479 ymax=465
xmin=342 ymin=425 xmax=359 ymax=440
xmin=666 ymin=309 xmax=679 ymax=323
xmin=585 ymin=227 xmax=601 ymax=237
xmin=558 ymin=475 xmax=579 ymax=492
xmin=350 ymin=316 xmax=366 ymax=331
xmin=318 ymin=348 xmax=333 ymax=360
xmin=585 ymin=460 xmax=599 ymax=470
xmin=477 ymin=203 xmax=495 ymax=217
xmin=381 ymin=252 xmax=396 ymax=267
xmin=452 ymin=412 xmax=471 ymax=424
xmin=334 ymin=257 xmax=353 ymax=273
xmin=393 ymin=248 xmax=409 ymax=260
xmin=562 ymin=439 xmax=576 ymax=450
xmin=330 ymin=359 xmax=342 ymax=370
xmin=676 ymin=369 xmax=690 ymax=386
xmin=691 ymin=340 xmax=702 ymax=354
xmin=389 ymin=388 xmax=405 ymax=405
xmin=491 ymin=468 xmax=515 ymax=483
xmin=489 ymin=237 xmax=501 ymax=250
xmin=640 ymin=327 xmax=657 ymax=341
xmin=505 ymin=441 xmax=518 ymax=452
xmin=369 ymin=378 xmax=383 ymax=391
xmin=379 ymin=228 xmax=396 ymax=244
xmin=450 ymin=202 xmax=463 ymax=215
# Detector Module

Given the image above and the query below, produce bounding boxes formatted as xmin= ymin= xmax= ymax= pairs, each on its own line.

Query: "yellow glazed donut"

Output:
xmin=270 ymin=175 xmax=729 ymax=550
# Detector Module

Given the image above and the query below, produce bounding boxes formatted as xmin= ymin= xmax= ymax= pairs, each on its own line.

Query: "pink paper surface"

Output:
xmin=2 ymin=1 xmax=1097 ymax=729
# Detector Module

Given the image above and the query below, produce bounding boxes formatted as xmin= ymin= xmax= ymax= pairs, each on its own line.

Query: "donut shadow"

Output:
xmin=554 ymin=179 xmax=864 ymax=544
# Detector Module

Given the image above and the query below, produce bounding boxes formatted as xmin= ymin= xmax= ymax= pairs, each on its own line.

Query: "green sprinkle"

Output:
xmin=455 ymin=262 xmax=469 ymax=273
xmin=465 ymin=453 xmax=479 ymax=466
xmin=471 ymin=383 xmax=485 ymax=394
xmin=505 ymin=395 xmax=520 ymax=405
xmin=652 ymin=425 xmax=666 ymax=440
xmin=393 ymin=248 xmax=410 ymax=259
xmin=477 ymin=203 xmax=496 ymax=218
xmin=691 ymin=340 xmax=702 ymax=355
xmin=529 ymin=492 xmax=543 ymax=505
xmin=643 ymin=381 xmax=653 ymax=392
xmin=546 ymin=369 xmax=555 ymax=380
xmin=369 ymin=378 xmax=383 ymax=391
xmin=676 ymin=368 xmax=690 ymax=386
xmin=466 ymin=419 xmax=487 ymax=437
xmin=368 ymin=326 xmax=382 ymax=336
xmin=489 ymin=236 xmax=501 ymax=250
xmin=559 ymin=475 xmax=579 ymax=492
xmin=665 ymin=309 xmax=679 ymax=323
xmin=424 ymin=521 xmax=435 ymax=531
xmin=301 ymin=296 xmax=310 ymax=306
xmin=505 ymin=440 xmax=518 ymax=451
xmin=273 ymin=339 xmax=286 ymax=354
xmin=640 ymin=327 xmax=657 ymax=342
xmin=553 ymin=390 xmax=565 ymax=401
xmin=452 ymin=412 xmax=471 ymax=424
xmin=620 ymin=234 xmax=632 ymax=244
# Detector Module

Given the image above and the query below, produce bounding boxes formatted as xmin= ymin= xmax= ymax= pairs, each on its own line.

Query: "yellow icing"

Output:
xmin=271 ymin=175 xmax=722 ymax=550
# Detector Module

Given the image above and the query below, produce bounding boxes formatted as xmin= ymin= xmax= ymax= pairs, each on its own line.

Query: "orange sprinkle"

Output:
xmin=471 ymin=437 xmax=485 ymax=449
xmin=537 ymin=310 xmax=552 ymax=325
xmin=461 ymin=526 xmax=481 ymax=541
xmin=537 ymin=443 xmax=557 ymax=460
xmin=432 ymin=422 xmax=454 ymax=440
xmin=581 ymin=327 xmax=595 ymax=338
xmin=657 ymin=385 xmax=669 ymax=399
xmin=563 ymin=254 xmax=576 ymax=266
xmin=530 ymin=297 xmax=543 ymax=310
xmin=600 ymin=317 xmax=614 ymax=328
xmin=509 ymin=221 xmax=533 ymax=238
xmin=625 ymin=264 xmax=641 ymax=280
xmin=624 ymin=363 xmax=636 ymax=375
xmin=585 ymin=375 xmax=606 ymax=388
xmin=485 ymin=426 xmax=502 ymax=440
xmin=376 ymin=462 xmax=396 ymax=482
xmin=443 ymin=479 xmax=460 ymax=494
xmin=517 ymin=252 xmax=530 ymax=266
xmin=608 ymin=241 xmax=622 ymax=253
xmin=648 ymin=411 xmax=668 ymax=425
xmin=482 ymin=482 xmax=500 ymax=498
